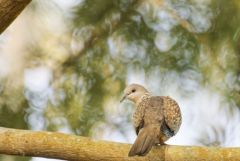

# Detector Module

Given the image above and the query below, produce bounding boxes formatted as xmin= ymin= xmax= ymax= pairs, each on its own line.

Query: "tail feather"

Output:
xmin=128 ymin=126 xmax=158 ymax=156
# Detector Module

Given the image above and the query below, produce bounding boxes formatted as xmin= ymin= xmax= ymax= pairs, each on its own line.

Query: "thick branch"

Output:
xmin=0 ymin=127 xmax=239 ymax=161
xmin=0 ymin=0 xmax=31 ymax=34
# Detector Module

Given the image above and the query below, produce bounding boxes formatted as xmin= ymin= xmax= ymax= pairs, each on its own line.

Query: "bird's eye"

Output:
xmin=132 ymin=89 xmax=136 ymax=93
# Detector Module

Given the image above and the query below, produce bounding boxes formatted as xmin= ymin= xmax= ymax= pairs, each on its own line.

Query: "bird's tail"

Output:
xmin=128 ymin=126 xmax=159 ymax=156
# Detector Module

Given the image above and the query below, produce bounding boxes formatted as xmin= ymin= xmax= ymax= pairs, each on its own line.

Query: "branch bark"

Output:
xmin=0 ymin=127 xmax=239 ymax=161
xmin=0 ymin=0 xmax=31 ymax=34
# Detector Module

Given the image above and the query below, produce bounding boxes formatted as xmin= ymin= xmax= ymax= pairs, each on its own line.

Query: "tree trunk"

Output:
xmin=0 ymin=127 xmax=239 ymax=161
xmin=0 ymin=0 xmax=31 ymax=34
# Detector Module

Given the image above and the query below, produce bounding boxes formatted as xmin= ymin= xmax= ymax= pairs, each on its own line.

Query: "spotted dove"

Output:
xmin=120 ymin=84 xmax=182 ymax=156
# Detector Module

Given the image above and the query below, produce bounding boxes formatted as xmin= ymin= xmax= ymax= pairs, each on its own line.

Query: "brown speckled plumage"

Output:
xmin=162 ymin=96 xmax=182 ymax=135
xmin=121 ymin=84 xmax=182 ymax=156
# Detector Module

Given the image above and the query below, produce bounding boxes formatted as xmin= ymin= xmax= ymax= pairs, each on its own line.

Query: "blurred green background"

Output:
xmin=1 ymin=0 xmax=240 ymax=160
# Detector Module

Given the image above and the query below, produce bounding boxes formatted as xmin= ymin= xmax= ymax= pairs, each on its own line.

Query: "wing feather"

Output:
xmin=162 ymin=96 xmax=182 ymax=135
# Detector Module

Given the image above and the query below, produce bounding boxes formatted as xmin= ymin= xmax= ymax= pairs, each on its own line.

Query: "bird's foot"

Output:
xmin=161 ymin=142 xmax=168 ymax=146
xmin=155 ymin=142 xmax=168 ymax=146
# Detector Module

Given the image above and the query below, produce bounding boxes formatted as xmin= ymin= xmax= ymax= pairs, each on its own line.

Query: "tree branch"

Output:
xmin=0 ymin=127 xmax=239 ymax=161
xmin=0 ymin=0 xmax=31 ymax=34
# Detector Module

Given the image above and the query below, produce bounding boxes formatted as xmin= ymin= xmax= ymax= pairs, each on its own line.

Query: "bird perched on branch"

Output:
xmin=120 ymin=84 xmax=182 ymax=156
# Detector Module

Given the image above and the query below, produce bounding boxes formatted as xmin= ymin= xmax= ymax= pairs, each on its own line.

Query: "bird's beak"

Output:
xmin=120 ymin=95 xmax=126 ymax=103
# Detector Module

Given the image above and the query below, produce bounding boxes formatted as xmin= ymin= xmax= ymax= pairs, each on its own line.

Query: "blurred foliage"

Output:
xmin=1 ymin=1 xmax=240 ymax=160
xmin=0 ymin=79 xmax=28 ymax=129
xmin=0 ymin=155 xmax=30 ymax=161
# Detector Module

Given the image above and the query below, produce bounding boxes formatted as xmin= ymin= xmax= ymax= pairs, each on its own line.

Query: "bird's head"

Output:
xmin=120 ymin=84 xmax=149 ymax=104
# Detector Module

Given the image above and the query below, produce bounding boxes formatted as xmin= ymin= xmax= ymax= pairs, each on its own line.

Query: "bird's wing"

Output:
xmin=133 ymin=104 xmax=145 ymax=135
xmin=161 ymin=96 xmax=182 ymax=135
xmin=135 ymin=120 xmax=144 ymax=135
xmin=129 ymin=96 xmax=164 ymax=156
